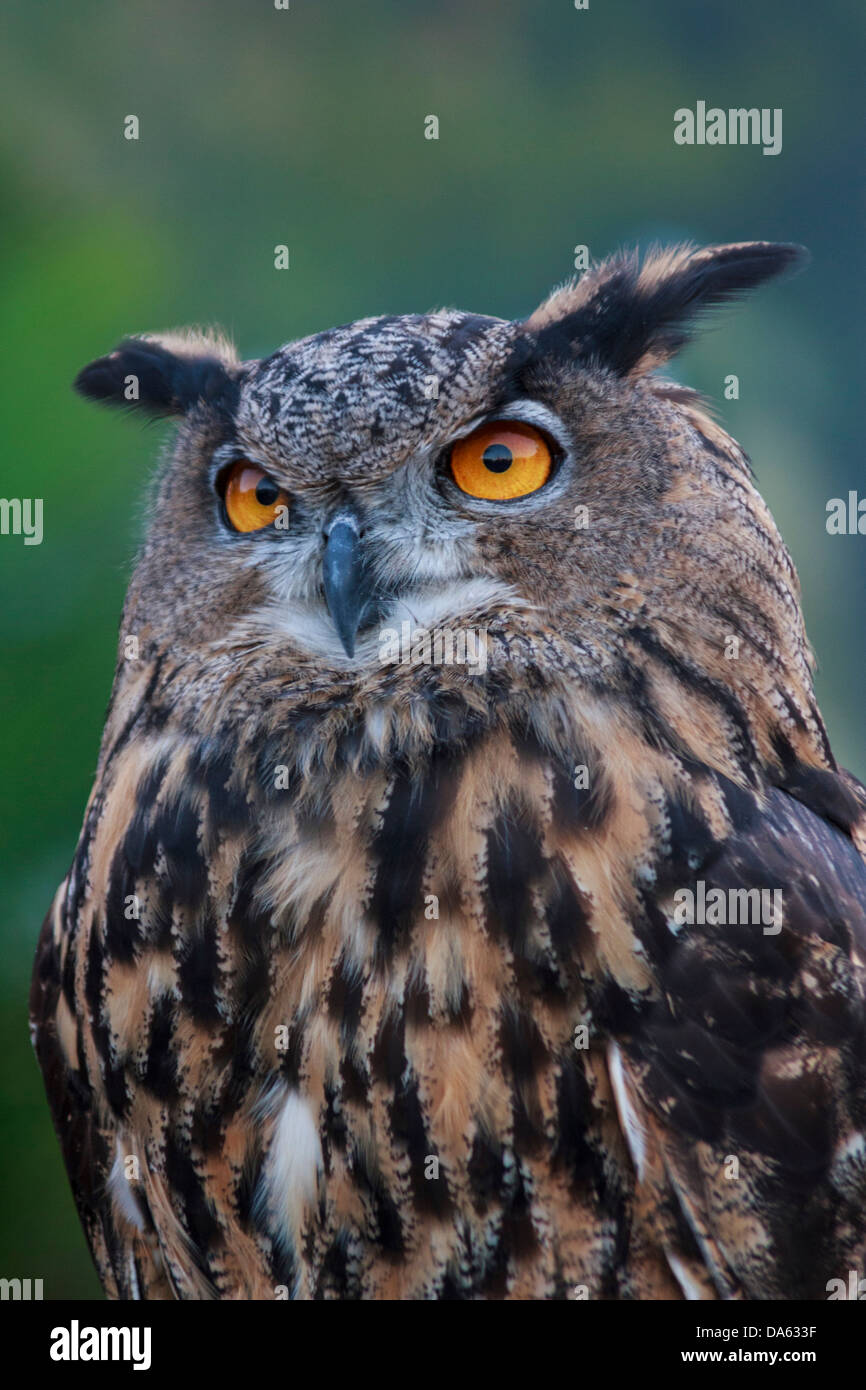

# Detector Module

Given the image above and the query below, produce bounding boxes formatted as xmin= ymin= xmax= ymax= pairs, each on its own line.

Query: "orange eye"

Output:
xmin=223 ymin=460 xmax=289 ymax=533
xmin=449 ymin=420 xmax=553 ymax=500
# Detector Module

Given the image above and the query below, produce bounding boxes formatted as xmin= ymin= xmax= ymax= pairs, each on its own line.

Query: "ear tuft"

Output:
xmin=74 ymin=330 xmax=240 ymax=417
xmin=525 ymin=241 xmax=808 ymax=377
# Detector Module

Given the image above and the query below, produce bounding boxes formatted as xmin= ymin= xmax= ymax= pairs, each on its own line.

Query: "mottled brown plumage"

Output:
xmin=31 ymin=243 xmax=866 ymax=1299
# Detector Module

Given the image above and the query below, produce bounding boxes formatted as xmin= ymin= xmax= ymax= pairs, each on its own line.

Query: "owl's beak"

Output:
xmin=322 ymin=511 xmax=368 ymax=658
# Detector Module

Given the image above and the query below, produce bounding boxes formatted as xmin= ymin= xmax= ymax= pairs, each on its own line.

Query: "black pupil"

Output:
xmin=482 ymin=443 xmax=513 ymax=473
xmin=255 ymin=477 xmax=280 ymax=506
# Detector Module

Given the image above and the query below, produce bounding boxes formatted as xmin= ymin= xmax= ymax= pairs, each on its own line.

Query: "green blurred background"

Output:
xmin=1 ymin=0 xmax=862 ymax=1298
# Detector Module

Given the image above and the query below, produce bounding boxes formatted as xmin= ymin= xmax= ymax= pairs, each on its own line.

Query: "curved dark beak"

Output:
xmin=322 ymin=513 xmax=368 ymax=657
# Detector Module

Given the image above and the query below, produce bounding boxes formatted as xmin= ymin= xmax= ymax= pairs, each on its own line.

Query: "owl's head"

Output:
xmin=77 ymin=242 xmax=820 ymax=780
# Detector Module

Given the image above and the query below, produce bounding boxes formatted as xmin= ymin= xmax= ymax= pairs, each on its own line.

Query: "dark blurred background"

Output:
xmin=1 ymin=0 xmax=862 ymax=1298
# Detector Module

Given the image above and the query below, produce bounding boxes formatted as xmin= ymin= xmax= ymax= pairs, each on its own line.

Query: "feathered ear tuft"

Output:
xmin=74 ymin=330 xmax=241 ymax=417
xmin=525 ymin=241 xmax=808 ymax=377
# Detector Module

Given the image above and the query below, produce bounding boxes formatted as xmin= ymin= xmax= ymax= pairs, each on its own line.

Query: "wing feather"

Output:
xmin=622 ymin=774 xmax=866 ymax=1298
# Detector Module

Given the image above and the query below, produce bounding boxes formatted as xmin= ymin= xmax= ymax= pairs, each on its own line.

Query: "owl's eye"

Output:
xmin=222 ymin=460 xmax=289 ymax=533
xmin=449 ymin=420 xmax=554 ymax=500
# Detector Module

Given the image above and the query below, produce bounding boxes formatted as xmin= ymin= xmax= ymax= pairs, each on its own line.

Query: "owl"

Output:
xmin=31 ymin=242 xmax=866 ymax=1301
